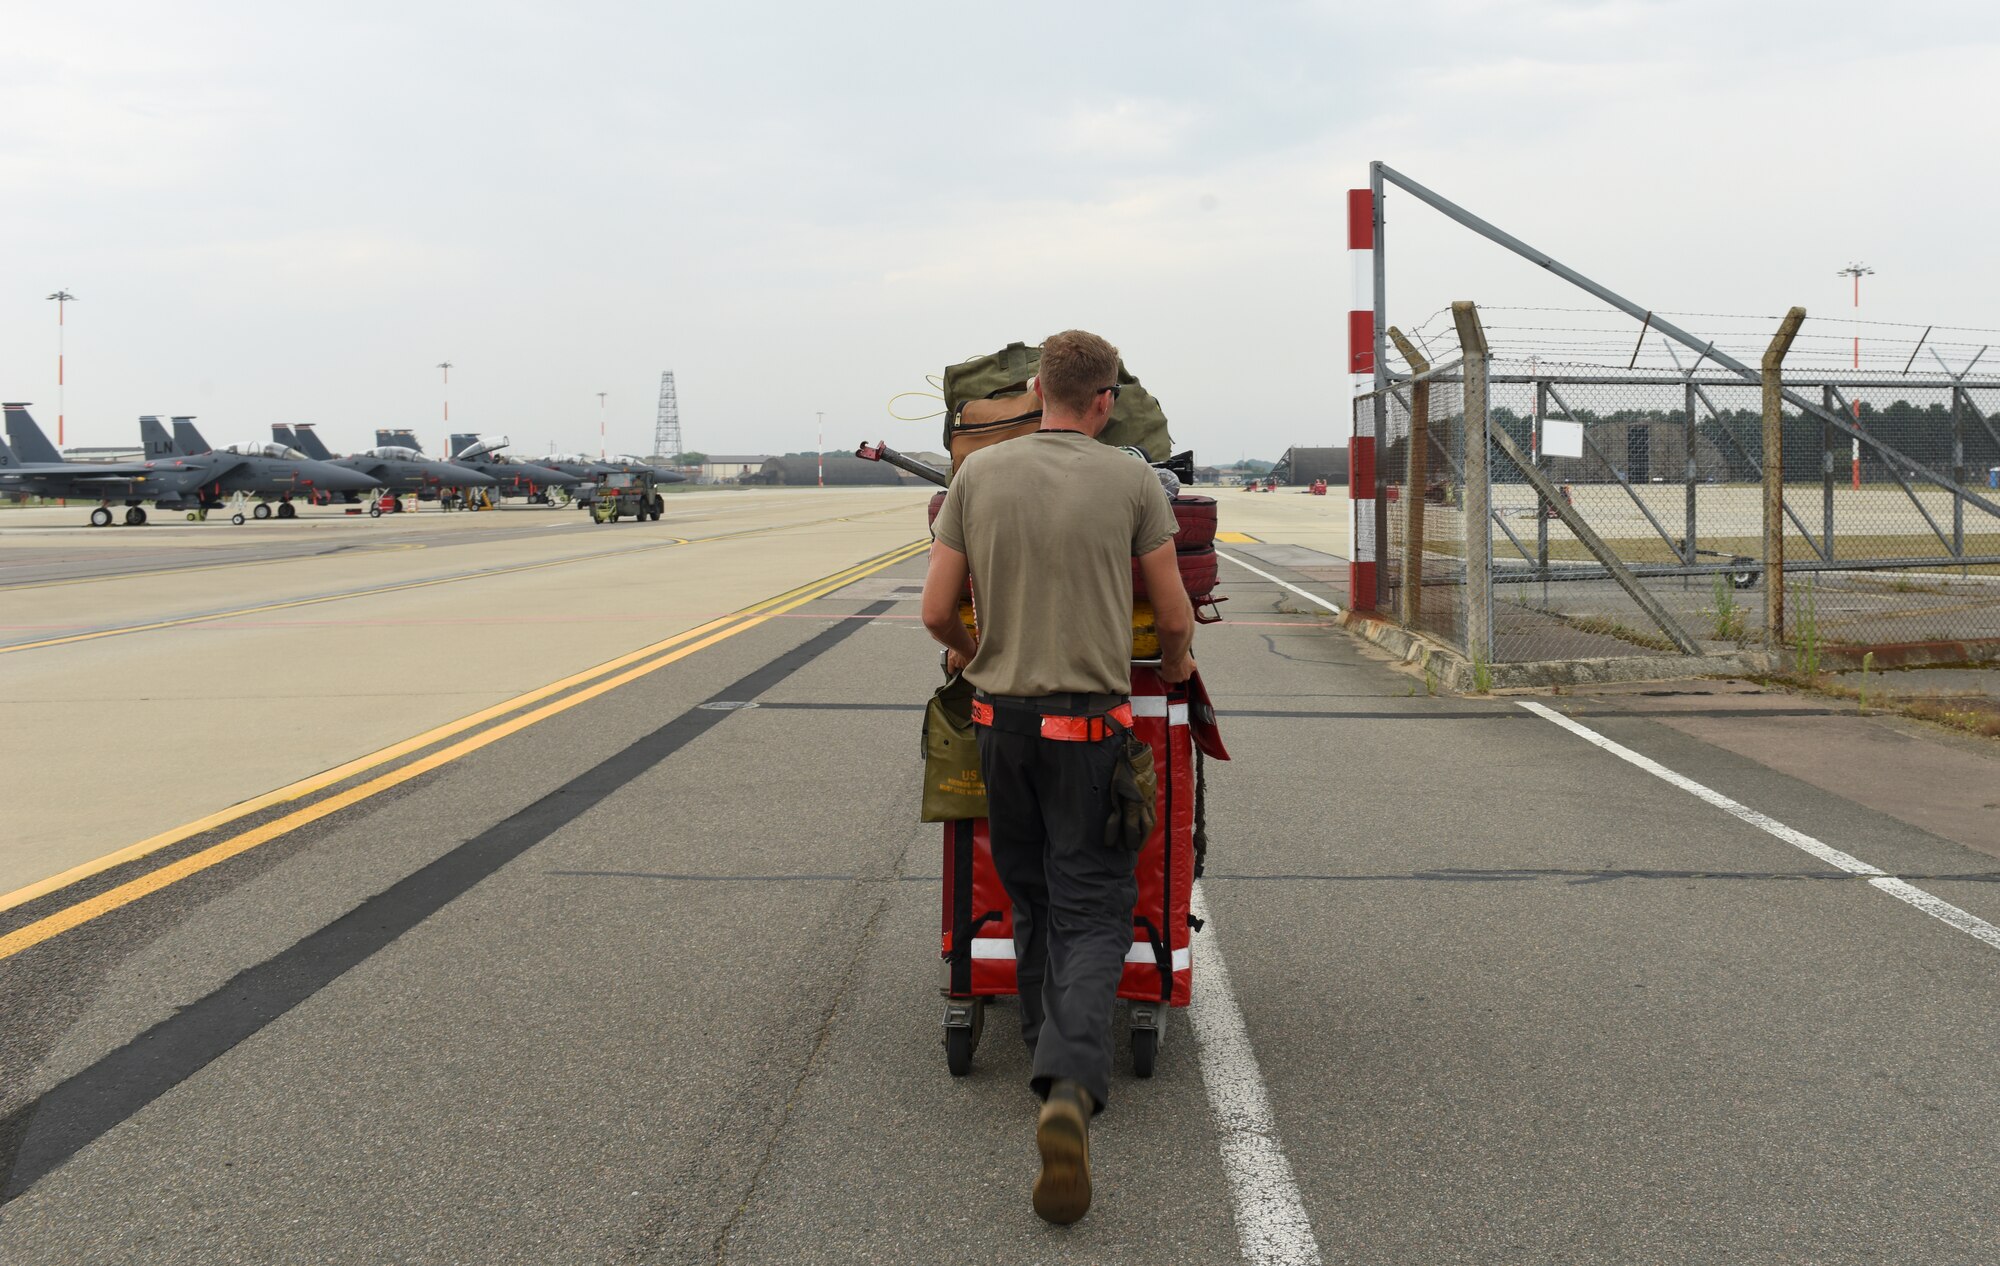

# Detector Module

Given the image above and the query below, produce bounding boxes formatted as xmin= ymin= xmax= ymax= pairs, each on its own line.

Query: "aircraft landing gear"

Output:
xmin=277 ymin=501 xmax=297 ymax=520
xmin=253 ymin=502 xmax=273 ymax=520
xmin=123 ymin=506 xmax=148 ymax=526
xmin=90 ymin=506 xmax=114 ymax=528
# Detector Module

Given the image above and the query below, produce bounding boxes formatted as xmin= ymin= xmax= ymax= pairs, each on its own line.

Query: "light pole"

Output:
xmin=598 ymin=391 xmax=608 ymax=459
xmin=816 ymin=411 xmax=825 ymax=488
xmin=437 ymin=362 xmax=454 ymax=436
xmin=46 ymin=291 xmax=75 ymax=448
xmin=1837 ymin=263 xmax=1873 ymax=490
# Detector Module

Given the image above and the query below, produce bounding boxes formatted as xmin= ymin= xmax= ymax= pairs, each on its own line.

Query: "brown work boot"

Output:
xmin=1032 ymin=1080 xmax=1093 ymax=1225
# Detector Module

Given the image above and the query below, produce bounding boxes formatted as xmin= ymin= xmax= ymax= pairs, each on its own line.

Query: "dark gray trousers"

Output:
xmin=976 ymin=725 xmax=1137 ymax=1112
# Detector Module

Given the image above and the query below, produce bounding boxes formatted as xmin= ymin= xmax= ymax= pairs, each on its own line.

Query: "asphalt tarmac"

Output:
xmin=2 ymin=489 xmax=1997 ymax=1264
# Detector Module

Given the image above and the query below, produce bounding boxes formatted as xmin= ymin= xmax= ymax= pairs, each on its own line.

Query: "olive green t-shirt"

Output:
xmin=932 ymin=430 xmax=1177 ymax=698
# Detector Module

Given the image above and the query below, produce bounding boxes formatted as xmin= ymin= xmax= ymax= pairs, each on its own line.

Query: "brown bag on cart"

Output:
xmin=920 ymin=673 xmax=987 ymax=822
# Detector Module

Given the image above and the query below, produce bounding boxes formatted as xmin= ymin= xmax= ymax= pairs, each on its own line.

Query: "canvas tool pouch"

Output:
xmin=1103 ymin=716 xmax=1157 ymax=853
xmin=921 ymin=673 xmax=987 ymax=822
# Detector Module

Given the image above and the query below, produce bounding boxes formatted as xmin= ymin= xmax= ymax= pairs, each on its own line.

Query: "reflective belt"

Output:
xmin=970 ymin=699 xmax=1134 ymax=742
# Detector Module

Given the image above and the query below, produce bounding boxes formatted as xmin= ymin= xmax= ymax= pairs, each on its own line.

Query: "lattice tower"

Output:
xmin=653 ymin=371 xmax=682 ymax=460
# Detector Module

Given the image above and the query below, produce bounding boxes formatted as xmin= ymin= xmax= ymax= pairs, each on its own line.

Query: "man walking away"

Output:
xmin=921 ymin=329 xmax=1195 ymax=1225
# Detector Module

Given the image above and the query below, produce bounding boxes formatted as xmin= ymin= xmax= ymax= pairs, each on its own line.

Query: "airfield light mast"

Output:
xmin=437 ymin=361 xmax=454 ymax=429
xmin=816 ymin=412 xmax=825 ymax=488
xmin=46 ymin=290 xmax=75 ymax=448
xmin=653 ymin=372 xmax=681 ymax=464
xmin=1837 ymin=262 xmax=1872 ymax=490
xmin=597 ymin=391 xmax=608 ymax=460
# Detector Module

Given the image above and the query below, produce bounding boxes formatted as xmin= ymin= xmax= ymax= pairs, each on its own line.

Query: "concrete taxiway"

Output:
xmin=3 ymin=486 xmax=1997 ymax=1265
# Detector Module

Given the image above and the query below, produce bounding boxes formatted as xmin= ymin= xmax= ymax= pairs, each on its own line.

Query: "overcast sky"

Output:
xmin=4 ymin=0 xmax=1997 ymax=461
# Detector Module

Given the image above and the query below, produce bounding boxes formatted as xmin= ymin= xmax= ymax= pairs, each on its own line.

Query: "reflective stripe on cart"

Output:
xmin=969 ymin=937 xmax=1189 ymax=971
xmin=1128 ymin=697 xmax=1188 ymax=725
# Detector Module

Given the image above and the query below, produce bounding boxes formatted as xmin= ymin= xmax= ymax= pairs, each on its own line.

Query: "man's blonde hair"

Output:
xmin=1037 ymin=330 xmax=1121 ymax=413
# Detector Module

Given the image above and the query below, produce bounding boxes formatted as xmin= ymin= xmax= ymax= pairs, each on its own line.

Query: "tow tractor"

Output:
xmin=591 ymin=470 xmax=667 ymax=523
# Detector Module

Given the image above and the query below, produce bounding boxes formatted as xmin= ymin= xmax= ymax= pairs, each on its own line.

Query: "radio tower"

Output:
xmin=653 ymin=371 xmax=682 ymax=462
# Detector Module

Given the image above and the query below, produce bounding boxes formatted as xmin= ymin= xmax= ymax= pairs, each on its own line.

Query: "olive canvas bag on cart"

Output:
xmin=941 ymin=341 xmax=1173 ymax=469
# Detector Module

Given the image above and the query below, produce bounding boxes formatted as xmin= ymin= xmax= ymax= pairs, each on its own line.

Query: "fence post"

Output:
xmin=1952 ymin=384 xmax=1967 ymax=560
xmin=1389 ymin=328 xmax=1430 ymax=629
xmin=1684 ymin=381 xmax=1698 ymax=567
xmin=1821 ymin=384 xmax=1836 ymax=563
xmin=1452 ymin=301 xmax=1492 ymax=665
xmin=1761 ymin=307 xmax=1806 ymax=646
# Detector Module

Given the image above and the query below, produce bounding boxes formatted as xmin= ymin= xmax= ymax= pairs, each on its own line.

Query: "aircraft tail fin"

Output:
xmin=140 ymin=416 xmax=178 ymax=459
xmin=449 ymin=433 xmax=480 ymax=459
xmin=271 ymin=424 xmax=297 ymax=448
xmin=171 ymin=417 xmax=212 ymax=456
xmin=387 ymin=428 xmax=423 ymax=453
xmin=289 ymin=424 xmax=335 ymax=461
xmin=0 ymin=432 xmax=17 ymax=469
xmin=4 ymin=404 xmax=64 ymax=464
xmin=374 ymin=430 xmax=400 ymax=450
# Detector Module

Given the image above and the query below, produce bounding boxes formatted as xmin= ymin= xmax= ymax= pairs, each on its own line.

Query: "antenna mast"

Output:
xmin=653 ymin=371 xmax=681 ymax=461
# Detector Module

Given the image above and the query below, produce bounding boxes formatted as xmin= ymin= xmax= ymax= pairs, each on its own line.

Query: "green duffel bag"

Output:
xmin=941 ymin=341 xmax=1172 ymax=464
xmin=921 ymin=672 xmax=987 ymax=822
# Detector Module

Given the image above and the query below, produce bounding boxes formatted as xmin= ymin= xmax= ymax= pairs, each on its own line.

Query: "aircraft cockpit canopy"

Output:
xmin=225 ymin=442 xmax=308 ymax=461
xmin=367 ymin=446 xmax=425 ymax=461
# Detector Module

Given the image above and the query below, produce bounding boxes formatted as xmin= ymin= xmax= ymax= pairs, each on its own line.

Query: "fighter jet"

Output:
xmin=274 ymin=424 xmax=497 ymax=512
xmin=1 ymin=404 xmax=206 ymax=526
xmin=373 ymin=430 xmax=580 ymax=504
xmin=141 ymin=416 xmax=377 ymax=521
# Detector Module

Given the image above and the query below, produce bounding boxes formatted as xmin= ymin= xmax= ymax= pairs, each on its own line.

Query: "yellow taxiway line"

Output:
xmin=0 ymin=539 xmax=928 ymax=950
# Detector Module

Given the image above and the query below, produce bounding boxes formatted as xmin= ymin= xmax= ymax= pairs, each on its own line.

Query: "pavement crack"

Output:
xmin=707 ymin=876 xmax=900 ymax=1265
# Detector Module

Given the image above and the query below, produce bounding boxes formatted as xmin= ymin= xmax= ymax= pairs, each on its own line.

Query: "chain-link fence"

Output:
xmin=1354 ymin=322 xmax=2000 ymax=667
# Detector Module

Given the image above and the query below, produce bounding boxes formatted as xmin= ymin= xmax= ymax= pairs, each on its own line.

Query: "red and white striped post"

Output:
xmin=1347 ymin=188 xmax=1377 ymax=610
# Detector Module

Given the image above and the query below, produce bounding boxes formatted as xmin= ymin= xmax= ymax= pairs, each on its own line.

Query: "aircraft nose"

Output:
xmin=318 ymin=463 xmax=380 ymax=492
xmin=450 ymin=465 xmax=499 ymax=487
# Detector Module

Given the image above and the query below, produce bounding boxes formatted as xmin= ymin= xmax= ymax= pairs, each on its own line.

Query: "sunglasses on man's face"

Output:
xmin=1096 ymin=384 xmax=1123 ymax=402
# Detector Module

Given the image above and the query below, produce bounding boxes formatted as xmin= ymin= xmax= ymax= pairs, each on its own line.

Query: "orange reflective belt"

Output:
xmin=969 ymin=700 xmax=1133 ymax=742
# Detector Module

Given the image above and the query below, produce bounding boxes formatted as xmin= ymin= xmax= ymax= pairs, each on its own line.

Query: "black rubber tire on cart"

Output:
xmin=1131 ymin=1026 xmax=1158 ymax=1079
xmin=1170 ymin=496 xmax=1217 ymax=548
xmin=945 ymin=1026 xmax=976 ymax=1077
xmin=944 ymin=998 xmax=985 ymax=1076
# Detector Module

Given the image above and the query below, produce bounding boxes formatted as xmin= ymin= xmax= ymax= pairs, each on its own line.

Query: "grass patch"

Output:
xmin=1555 ymin=613 xmax=1682 ymax=654
xmin=1759 ymin=671 xmax=2000 ymax=741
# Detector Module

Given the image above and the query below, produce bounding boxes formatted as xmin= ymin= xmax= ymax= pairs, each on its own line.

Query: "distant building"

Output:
xmin=699 ymin=454 xmax=773 ymax=483
xmin=1271 ymin=446 xmax=1347 ymax=486
xmin=751 ymin=455 xmax=903 ymax=486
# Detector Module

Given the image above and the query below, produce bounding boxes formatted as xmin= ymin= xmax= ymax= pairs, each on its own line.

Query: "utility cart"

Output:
xmin=591 ymin=471 xmax=667 ymax=523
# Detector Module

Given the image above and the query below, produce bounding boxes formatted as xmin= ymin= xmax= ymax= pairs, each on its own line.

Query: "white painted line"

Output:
xmin=1187 ymin=880 xmax=1325 ymax=1265
xmin=1218 ymin=550 xmax=1344 ymax=617
xmin=1518 ymin=701 xmax=2000 ymax=953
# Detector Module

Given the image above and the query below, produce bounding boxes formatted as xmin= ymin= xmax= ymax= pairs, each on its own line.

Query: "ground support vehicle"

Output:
xmin=591 ymin=471 xmax=668 ymax=523
xmin=939 ymin=664 xmax=1219 ymax=1078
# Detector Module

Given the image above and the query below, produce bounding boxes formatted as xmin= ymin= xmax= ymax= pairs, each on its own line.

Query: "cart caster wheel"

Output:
xmin=369 ymin=507 xmax=382 ymax=518
xmin=946 ymin=1026 xmax=975 ymax=1076
xmin=1131 ymin=1027 xmax=1158 ymax=1078
xmin=231 ymin=513 xmax=246 ymax=525
xmin=1732 ymin=569 xmax=1760 ymax=590
xmin=943 ymin=998 xmax=984 ymax=1077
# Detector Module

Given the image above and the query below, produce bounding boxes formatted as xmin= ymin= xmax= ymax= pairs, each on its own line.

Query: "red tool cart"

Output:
xmin=939 ymin=665 xmax=1227 ymax=1077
